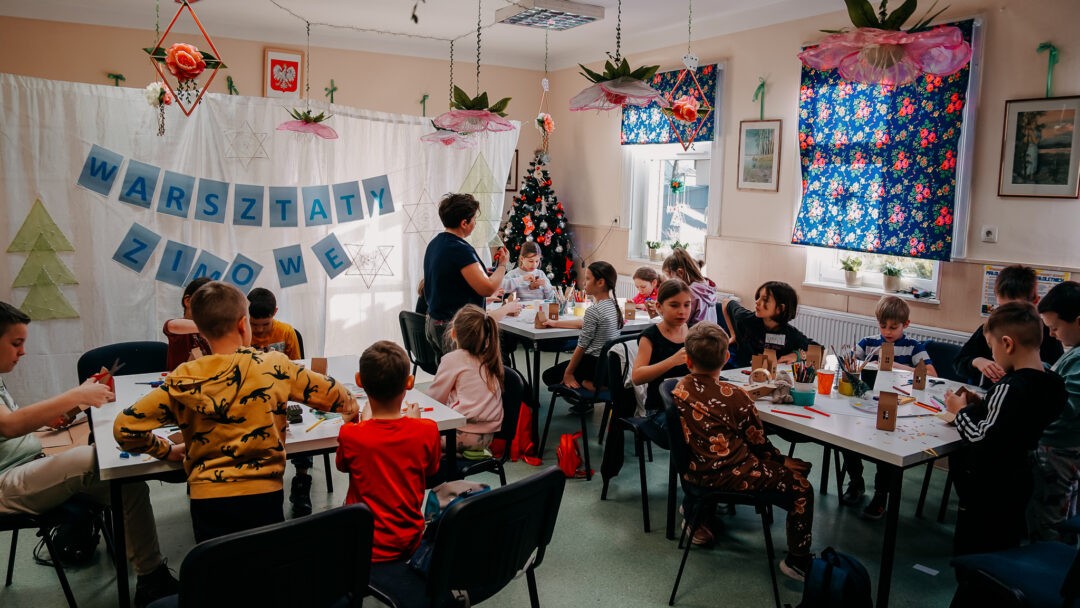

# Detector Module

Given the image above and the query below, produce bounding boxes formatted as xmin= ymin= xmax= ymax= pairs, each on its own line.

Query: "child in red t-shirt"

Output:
xmin=337 ymin=341 xmax=441 ymax=562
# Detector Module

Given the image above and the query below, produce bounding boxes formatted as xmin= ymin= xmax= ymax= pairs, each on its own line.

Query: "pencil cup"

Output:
xmin=574 ymin=303 xmax=586 ymax=317
xmin=860 ymin=367 xmax=878 ymax=391
xmin=838 ymin=379 xmax=855 ymax=396
xmin=815 ymin=370 xmax=835 ymax=395
xmin=792 ymin=383 xmax=816 ymax=406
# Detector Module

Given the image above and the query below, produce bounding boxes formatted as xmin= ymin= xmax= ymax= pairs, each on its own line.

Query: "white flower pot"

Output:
xmin=648 ymin=249 xmax=662 ymax=262
xmin=883 ymin=275 xmax=901 ymax=292
xmin=844 ymin=270 xmax=859 ymax=287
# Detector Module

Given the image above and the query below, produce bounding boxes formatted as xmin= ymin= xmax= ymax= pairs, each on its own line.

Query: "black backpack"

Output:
xmin=796 ymin=547 xmax=873 ymax=608
xmin=35 ymin=501 xmax=102 ymax=567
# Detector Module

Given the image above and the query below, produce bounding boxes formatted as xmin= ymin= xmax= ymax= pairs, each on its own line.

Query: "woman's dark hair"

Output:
xmin=755 ymin=281 xmax=799 ymax=324
xmin=657 ymin=279 xmax=691 ymax=304
xmin=438 ymin=193 xmax=480 ymax=228
xmin=587 ymin=261 xmax=624 ymax=329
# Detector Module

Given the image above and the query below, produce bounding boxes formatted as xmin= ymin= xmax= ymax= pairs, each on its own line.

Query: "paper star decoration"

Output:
xmin=224 ymin=121 xmax=269 ymax=168
xmin=343 ymin=244 xmax=394 ymax=288
xmin=402 ymin=189 xmax=443 ymax=243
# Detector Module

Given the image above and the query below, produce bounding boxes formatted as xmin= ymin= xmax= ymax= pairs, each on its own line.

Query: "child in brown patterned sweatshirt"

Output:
xmin=672 ymin=322 xmax=815 ymax=581
xmin=114 ymin=282 xmax=357 ymax=542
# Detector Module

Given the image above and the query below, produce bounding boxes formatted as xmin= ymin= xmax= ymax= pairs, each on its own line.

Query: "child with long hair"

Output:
xmin=722 ymin=281 xmax=815 ymax=367
xmin=632 ymin=267 xmax=661 ymax=310
xmin=426 ymin=304 xmax=505 ymax=452
xmin=662 ymin=248 xmax=717 ymax=325
xmin=503 ymin=241 xmax=555 ymax=301
xmin=632 ymin=279 xmax=692 ymax=410
xmin=542 ymin=261 xmax=624 ymax=392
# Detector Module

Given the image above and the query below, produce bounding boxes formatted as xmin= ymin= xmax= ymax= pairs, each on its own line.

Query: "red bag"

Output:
xmin=510 ymin=402 xmax=543 ymax=466
xmin=556 ymin=432 xmax=591 ymax=478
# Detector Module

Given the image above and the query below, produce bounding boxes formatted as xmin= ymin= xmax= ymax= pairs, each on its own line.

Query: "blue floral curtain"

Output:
xmin=791 ymin=20 xmax=973 ymax=261
xmin=621 ymin=64 xmax=718 ymax=145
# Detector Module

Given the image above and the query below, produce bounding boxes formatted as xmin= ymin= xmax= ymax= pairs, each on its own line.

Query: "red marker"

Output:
xmin=805 ymin=407 xmax=830 ymax=417
xmin=771 ymin=409 xmax=813 ymax=419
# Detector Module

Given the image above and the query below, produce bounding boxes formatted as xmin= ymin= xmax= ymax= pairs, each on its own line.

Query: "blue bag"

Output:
xmin=797 ymin=547 xmax=873 ymax=608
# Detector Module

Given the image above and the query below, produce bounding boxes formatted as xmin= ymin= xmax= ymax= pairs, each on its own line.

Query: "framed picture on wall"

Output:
xmin=998 ymin=96 xmax=1080 ymax=198
xmin=264 ymin=48 xmax=304 ymax=99
xmin=737 ymin=119 xmax=781 ymax=191
xmin=506 ymin=149 xmax=519 ymax=191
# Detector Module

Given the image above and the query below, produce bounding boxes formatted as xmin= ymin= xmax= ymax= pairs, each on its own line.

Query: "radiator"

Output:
xmin=615 ymin=275 xmax=637 ymax=301
xmin=790 ymin=305 xmax=969 ymax=348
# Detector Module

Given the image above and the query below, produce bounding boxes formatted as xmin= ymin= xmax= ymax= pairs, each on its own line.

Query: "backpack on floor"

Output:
xmin=35 ymin=501 xmax=102 ymax=567
xmin=556 ymin=432 xmax=590 ymax=478
xmin=796 ymin=547 xmax=873 ymax=608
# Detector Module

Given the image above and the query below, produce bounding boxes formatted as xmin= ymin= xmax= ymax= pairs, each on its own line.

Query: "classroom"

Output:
xmin=0 ymin=0 xmax=1078 ymax=606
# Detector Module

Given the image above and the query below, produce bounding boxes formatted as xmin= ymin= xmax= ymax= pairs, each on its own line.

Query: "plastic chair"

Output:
xmin=660 ymin=378 xmax=782 ymax=608
xmin=458 ymin=367 xmax=528 ymax=486
xmin=147 ymin=503 xmax=374 ymax=608
xmin=368 ymin=467 xmax=567 ymax=608
xmin=594 ymin=333 xmax=642 ymax=444
xmin=950 ymin=514 xmax=1080 ymax=608
xmin=76 ymin=341 xmax=168 ymax=383
xmin=399 ymin=311 xmax=440 ymax=376
xmin=294 ymin=328 xmax=305 ymax=359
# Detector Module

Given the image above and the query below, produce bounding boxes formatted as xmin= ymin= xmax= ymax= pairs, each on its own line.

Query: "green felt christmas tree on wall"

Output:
xmin=7 ymin=199 xmax=79 ymax=320
xmin=499 ymin=152 xmax=577 ymax=287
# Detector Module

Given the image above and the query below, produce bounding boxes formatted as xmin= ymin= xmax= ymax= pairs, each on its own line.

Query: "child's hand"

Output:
xmin=360 ymin=401 xmax=373 ymax=421
xmin=777 ymin=353 xmax=798 ymax=365
xmin=669 ymin=348 xmax=687 ymax=368
xmin=528 ymin=275 xmax=542 ymax=289
xmin=973 ymin=357 xmax=1005 ymax=382
xmin=403 ymin=401 xmax=421 ymax=418
xmin=341 ymin=394 xmax=360 ymax=422
xmin=943 ymin=390 xmax=967 ymax=414
xmin=501 ymin=301 xmax=523 ymax=317
xmin=165 ymin=443 xmax=186 ymax=462
xmin=68 ymin=379 xmax=114 ymax=409
xmin=562 ymin=370 xmax=581 ymax=389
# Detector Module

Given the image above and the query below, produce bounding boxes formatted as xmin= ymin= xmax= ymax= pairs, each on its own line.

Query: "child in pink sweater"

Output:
xmin=426 ymin=304 xmax=504 ymax=452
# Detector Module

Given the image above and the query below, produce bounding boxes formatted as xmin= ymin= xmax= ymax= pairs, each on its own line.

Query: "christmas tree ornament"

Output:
xmin=798 ymin=0 xmax=972 ymax=86
xmin=143 ymin=0 xmax=226 ymax=117
xmin=570 ymin=0 xmax=665 ymax=112
xmin=278 ymin=22 xmax=338 ymax=139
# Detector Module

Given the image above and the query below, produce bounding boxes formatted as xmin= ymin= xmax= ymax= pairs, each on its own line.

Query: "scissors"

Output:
xmin=92 ymin=359 xmax=126 ymax=381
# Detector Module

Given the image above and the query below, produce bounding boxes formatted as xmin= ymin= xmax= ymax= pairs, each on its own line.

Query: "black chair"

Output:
xmin=538 ymin=337 xmax=631 ymax=481
xmin=458 ymin=367 xmax=529 ymax=486
xmin=660 ymin=378 xmax=782 ymax=608
xmin=76 ymin=341 xmax=168 ymax=383
xmin=294 ymin=328 xmax=305 ymax=359
xmin=595 ymin=333 xmax=643 ymax=444
xmin=950 ymin=515 xmax=1080 ymax=608
xmin=2 ymin=499 xmax=115 ymax=608
xmin=368 ymin=467 xmax=567 ymax=608
xmin=913 ymin=340 xmax=964 ymax=521
xmin=148 ymin=503 xmax=374 ymax=608
xmin=399 ymin=311 xmax=440 ymax=376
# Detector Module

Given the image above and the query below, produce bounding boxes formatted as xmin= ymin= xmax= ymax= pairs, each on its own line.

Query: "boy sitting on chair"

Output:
xmin=671 ymin=322 xmax=815 ymax=581
xmin=337 ymin=341 xmax=441 ymax=562
xmin=0 ymin=302 xmax=177 ymax=607
xmin=943 ymin=301 xmax=1066 ymax=555
xmin=115 ymin=282 xmax=356 ymax=542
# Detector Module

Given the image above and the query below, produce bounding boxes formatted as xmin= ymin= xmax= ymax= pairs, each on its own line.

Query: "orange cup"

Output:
xmin=816 ymin=371 xmax=836 ymax=395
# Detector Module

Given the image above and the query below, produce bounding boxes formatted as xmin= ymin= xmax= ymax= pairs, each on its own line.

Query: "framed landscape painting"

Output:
xmin=737 ymin=119 xmax=781 ymax=191
xmin=998 ymin=96 xmax=1080 ymax=198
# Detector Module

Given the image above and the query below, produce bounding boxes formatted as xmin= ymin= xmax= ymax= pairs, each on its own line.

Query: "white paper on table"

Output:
xmin=871 ymin=369 xmax=911 ymax=394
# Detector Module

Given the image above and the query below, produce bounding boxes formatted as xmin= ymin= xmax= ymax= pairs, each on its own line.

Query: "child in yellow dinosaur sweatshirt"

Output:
xmin=114 ymin=281 xmax=357 ymax=542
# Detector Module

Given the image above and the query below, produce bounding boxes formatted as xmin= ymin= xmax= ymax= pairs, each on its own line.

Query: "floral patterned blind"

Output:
xmin=791 ymin=20 xmax=974 ymax=261
xmin=620 ymin=64 xmax=719 ymax=145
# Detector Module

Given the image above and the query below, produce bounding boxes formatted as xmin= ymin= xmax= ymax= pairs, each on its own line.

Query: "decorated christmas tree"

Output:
xmin=500 ymin=152 xmax=577 ymax=287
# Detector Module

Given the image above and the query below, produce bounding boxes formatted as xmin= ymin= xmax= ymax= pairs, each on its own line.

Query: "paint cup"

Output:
xmin=838 ymin=379 xmax=855 ymax=396
xmin=816 ymin=370 xmax=835 ymax=395
xmin=792 ymin=382 xmax=816 ymax=406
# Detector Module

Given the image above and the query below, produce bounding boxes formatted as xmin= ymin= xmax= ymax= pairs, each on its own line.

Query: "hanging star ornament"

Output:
xmin=224 ymin=121 xmax=269 ymax=168
xmin=402 ymin=190 xmax=443 ymax=243
xmin=343 ymin=244 xmax=394 ymax=288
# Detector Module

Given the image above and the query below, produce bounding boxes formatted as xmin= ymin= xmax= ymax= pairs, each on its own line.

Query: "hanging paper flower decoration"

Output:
xmin=420 ymin=127 xmax=478 ymax=149
xmin=277 ymin=108 xmax=338 ymax=140
xmin=570 ymin=58 xmax=667 ymax=112
xmin=664 ymin=95 xmax=700 ymax=123
xmin=535 ymin=113 xmax=555 ymax=134
xmin=798 ymin=0 xmax=972 ymax=87
xmin=144 ymin=42 xmax=225 ymax=103
xmin=431 ymin=86 xmax=513 ymax=134
xmin=144 ymin=81 xmax=173 ymax=137
xmin=670 ymin=178 xmax=685 ymax=193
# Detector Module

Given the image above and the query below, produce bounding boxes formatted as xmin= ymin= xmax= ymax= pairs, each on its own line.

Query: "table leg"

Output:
xmin=445 ymin=430 xmax=459 ymax=480
xmin=110 ymin=480 xmax=129 ymax=608
xmin=531 ymin=339 xmax=542 ymax=405
xmin=877 ymin=465 xmax=903 ymax=608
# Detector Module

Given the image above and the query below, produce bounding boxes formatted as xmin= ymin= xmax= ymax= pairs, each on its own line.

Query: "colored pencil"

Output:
xmin=305 ymin=418 xmax=325 ymax=432
xmin=805 ymin=407 xmax=830 ymax=417
xmin=892 ymin=385 xmax=911 ymax=396
xmin=930 ymin=396 xmax=947 ymax=409
xmin=771 ymin=409 xmax=813 ymax=419
xmin=914 ymin=401 xmax=941 ymax=413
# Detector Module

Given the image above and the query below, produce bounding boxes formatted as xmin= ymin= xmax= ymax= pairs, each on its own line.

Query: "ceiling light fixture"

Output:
xmin=495 ymin=0 xmax=604 ymax=31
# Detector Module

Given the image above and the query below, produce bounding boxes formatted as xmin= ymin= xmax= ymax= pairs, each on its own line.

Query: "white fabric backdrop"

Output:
xmin=0 ymin=74 xmax=518 ymax=403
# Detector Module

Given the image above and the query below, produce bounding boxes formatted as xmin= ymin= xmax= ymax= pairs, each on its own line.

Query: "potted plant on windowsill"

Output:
xmin=881 ymin=261 xmax=903 ymax=292
xmin=646 ymin=241 xmax=663 ymax=262
xmin=840 ymin=255 xmax=862 ymax=287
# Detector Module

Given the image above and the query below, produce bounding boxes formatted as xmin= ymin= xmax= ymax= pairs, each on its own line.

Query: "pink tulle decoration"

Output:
xmin=798 ymin=26 xmax=972 ymax=86
xmin=432 ymin=109 xmax=514 ymax=134
xmin=277 ymin=120 xmax=339 ymax=140
xmin=569 ymin=77 xmax=670 ymax=112
xmin=420 ymin=130 xmax=478 ymax=149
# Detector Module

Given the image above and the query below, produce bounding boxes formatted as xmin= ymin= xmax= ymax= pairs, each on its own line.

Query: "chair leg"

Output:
xmin=666 ymin=462 xmax=678 ymax=540
xmin=538 ymin=394 xmax=559 ymax=458
xmin=646 ymin=440 xmax=653 ymax=462
xmin=670 ymin=502 xmax=704 ymax=605
xmin=915 ymin=461 xmax=934 ymax=518
xmin=526 ymin=569 xmax=541 ymax=608
xmin=819 ymin=446 xmax=832 ymax=495
xmin=832 ymin=448 xmax=843 ymax=495
xmin=6 ymin=529 xmax=17 ymax=586
xmin=411 ymin=363 xmax=418 ymax=377
xmin=787 ymin=441 xmax=796 ymax=458
xmin=635 ymin=433 xmax=651 ymax=533
xmin=496 ymin=462 xmax=507 ymax=487
xmin=938 ymin=468 xmax=954 ymax=523
xmin=758 ymin=507 xmax=782 ymax=608
xmin=597 ymin=402 xmax=612 ymax=444
xmin=39 ymin=528 xmax=78 ymax=608
xmin=323 ymin=453 xmax=334 ymax=493
xmin=579 ymin=413 xmax=593 ymax=481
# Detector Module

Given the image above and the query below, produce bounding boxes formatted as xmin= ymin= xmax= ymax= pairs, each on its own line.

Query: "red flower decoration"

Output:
xmin=165 ymin=43 xmax=207 ymax=81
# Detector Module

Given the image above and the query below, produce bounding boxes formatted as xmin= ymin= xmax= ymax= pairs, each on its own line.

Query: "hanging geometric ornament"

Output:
xmin=660 ymin=1 xmax=714 ymax=151
xmin=534 ymin=31 xmax=555 ymax=155
xmin=797 ymin=0 xmax=972 ymax=87
xmin=570 ymin=0 xmax=665 ymax=112
xmin=143 ymin=0 xmax=226 ymax=117
xmin=278 ymin=22 xmax=338 ymax=139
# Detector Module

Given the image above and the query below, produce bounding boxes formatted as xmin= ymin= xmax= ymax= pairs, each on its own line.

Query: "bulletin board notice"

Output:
xmin=981 ymin=265 xmax=1071 ymax=316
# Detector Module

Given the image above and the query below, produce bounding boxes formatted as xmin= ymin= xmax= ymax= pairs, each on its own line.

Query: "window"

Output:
xmin=626 ymin=144 xmax=712 ymax=259
xmin=804 ymin=246 xmax=941 ymax=299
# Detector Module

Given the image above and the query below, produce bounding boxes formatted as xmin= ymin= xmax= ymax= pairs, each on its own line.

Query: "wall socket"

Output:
xmin=981 ymin=225 xmax=998 ymax=243
xmin=612 ymin=216 xmax=620 ymax=225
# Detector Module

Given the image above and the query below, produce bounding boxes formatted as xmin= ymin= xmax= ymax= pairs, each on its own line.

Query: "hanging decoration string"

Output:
xmin=687 ymin=0 xmax=692 ymax=53
xmin=475 ymin=0 xmax=482 ymax=96
xmin=305 ymin=21 xmax=311 ymax=110
xmin=1037 ymin=42 xmax=1059 ymax=98
xmin=614 ymin=0 xmax=622 ymax=63
xmin=449 ymin=39 xmax=455 ymax=104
